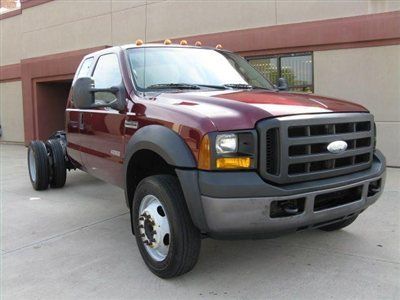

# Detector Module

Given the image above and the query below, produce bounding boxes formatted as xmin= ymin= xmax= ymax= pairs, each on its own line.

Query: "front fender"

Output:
xmin=123 ymin=125 xmax=208 ymax=231
xmin=123 ymin=125 xmax=196 ymax=206
xmin=124 ymin=125 xmax=196 ymax=171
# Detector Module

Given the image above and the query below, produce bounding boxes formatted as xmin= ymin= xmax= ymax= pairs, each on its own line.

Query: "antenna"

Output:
xmin=143 ymin=0 xmax=148 ymax=95
xmin=144 ymin=0 xmax=148 ymax=43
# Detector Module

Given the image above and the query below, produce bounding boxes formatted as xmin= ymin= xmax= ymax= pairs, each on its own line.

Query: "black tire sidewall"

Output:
xmin=28 ymin=141 xmax=50 ymax=190
xmin=46 ymin=139 xmax=66 ymax=188
xmin=132 ymin=175 xmax=200 ymax=277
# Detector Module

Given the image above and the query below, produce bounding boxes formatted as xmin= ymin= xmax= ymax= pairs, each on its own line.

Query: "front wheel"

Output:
xmin=131 ymin=175 xmax=201 ymax=278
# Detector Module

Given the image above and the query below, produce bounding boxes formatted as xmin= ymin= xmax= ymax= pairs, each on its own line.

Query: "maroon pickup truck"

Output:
xmin=27 ymin=42 xmax=386 ymax=278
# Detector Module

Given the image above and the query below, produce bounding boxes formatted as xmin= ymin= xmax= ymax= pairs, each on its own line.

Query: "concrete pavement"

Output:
xmin=1 ymin=144 xmax=399 ymax=299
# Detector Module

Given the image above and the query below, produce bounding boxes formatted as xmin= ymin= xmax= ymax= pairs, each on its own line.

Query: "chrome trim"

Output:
xmin=125 ymin=120 xmax=139 ymax=129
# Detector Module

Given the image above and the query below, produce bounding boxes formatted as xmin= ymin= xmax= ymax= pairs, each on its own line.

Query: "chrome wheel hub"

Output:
xmin=138 ymin=195 xmax=170 ymax=262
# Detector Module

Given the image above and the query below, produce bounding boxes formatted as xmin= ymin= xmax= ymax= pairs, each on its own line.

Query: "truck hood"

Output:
xmin=154 ymin=89 xmax=368 ymax=131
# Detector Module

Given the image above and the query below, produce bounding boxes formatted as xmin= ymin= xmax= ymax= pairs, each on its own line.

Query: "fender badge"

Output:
xmin=110 ymin=150 xmax=121 ymax=157
xmin=125 ymin=120 xmax=139 ymax=129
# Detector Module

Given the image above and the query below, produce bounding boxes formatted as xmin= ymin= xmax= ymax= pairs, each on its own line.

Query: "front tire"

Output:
xmin=131 ymin=175 xmax=201 ymax=278
xmin=28 ymin=140 xmax=50 ymax=190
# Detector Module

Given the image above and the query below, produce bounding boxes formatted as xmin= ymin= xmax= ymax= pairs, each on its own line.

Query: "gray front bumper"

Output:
xmin=176 ymin=150 xmax=386 ymax=239
xmin=201 ymin=174 xmax=385 ymax=238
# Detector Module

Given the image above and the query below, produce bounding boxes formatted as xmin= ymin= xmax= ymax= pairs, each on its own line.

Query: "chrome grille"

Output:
xmin=257 ymin=113 xmax=374 ymax=184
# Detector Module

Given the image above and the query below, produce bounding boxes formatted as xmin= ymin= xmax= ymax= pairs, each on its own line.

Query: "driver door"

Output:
xmin=79 ymin=53 xmax=127 ymax=187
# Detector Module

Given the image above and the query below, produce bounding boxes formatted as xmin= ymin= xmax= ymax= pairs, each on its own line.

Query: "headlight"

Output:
xmin=198 ymin=131 xmax=257 ymax=170
xmin=215 ymin=133 xmax=238 ymax=154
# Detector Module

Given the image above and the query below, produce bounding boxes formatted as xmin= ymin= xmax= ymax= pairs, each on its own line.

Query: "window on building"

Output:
xmin=0 ymin=0 xmax=20 ymax=14
xmin=247 ymin=53 xmax=313 ymax=92
xmin=92 ymin=54 xmax=122 ymax=103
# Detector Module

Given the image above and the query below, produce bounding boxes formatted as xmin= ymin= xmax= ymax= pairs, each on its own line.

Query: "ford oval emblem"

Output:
xmin=327 ymin=141 xmax=348 ymax=154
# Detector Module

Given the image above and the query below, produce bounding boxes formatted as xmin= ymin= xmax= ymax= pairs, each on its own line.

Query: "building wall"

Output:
xmin=275 ymin=0 xmax=400 ymax=24
xmin=0 ymin=14 xmax=22 ymax=65
xmin=21 ymin=1 xmax=112 ymax=59
xmin=314 ymin=45 xmax=400 ymax=166
xmin=0 ymin=81 xmax=24 ymax=142
xmin=0 ymin=0 xmax=399 ymax=165
xmin=1 ymin=0 xmax=398 ymax=61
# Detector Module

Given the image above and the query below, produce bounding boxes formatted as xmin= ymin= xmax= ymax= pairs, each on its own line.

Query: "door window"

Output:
xmin=92 ymin=54 xmax=122 ymax=103
xmin=77 ymin=57 xmax=94 ymax=78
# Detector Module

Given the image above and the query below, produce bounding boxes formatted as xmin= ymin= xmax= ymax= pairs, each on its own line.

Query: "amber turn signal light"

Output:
xmin=198 ymin=135 xmax=211 ymax=170
xmin=216 ymin=157 xmax=251 ymax=169
xmin=164 ymin=39 xmax=172 ymax=45
xmin=135 ymin=39 xmax=144 ymax=46
xmin=180 ymin=40 xmax=188 ymax=45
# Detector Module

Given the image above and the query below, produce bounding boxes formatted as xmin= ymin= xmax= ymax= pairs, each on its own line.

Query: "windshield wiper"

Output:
xmin=146 ymin=83 xmax=200 ymax=90
xmin=146 ymin=83 xmax=260 ymax=91
xmin=224 ymin=83 xmax=253 ymax=89
xmin=195 ymin=84 xmax=228 ymax=90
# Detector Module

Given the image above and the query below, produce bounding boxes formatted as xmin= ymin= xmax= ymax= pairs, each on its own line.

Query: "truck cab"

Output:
xmin=27 ymin=42 xmax=386 ymax=278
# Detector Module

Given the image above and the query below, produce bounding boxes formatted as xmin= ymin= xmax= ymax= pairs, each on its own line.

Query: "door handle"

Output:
xmin=79 ymin=113 xmax=84 ymax=130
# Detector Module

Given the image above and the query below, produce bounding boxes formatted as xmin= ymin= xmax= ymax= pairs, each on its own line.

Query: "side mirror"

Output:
xmin=72 ymin=77 xmax=126 ymax=111
xmin=277 ymin=77 xmax=289 ymax=91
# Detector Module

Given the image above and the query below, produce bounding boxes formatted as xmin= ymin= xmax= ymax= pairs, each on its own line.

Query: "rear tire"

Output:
xmin=46 ymin=139 xmax=67 ymax=188
xmin=131 ymin=175 xmax=201 ymax=278
xmin=319 ymin=215 xmax=358 ymax=231
xmin=28 ymin=140 xmax=49 ymax=190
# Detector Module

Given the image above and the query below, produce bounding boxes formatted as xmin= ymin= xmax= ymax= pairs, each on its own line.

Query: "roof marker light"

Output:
xmin=216 ymin=44 xmax=223 ymax=49
xmin=135 ymin=39 xmax=144 ymax=46
xmin=195 ymin=41 xmax=202 ymax=46
xmin=164 ymin=39 xmax=172 ymax=45
xmin=180 ymin=40 xmax=188 ymax=45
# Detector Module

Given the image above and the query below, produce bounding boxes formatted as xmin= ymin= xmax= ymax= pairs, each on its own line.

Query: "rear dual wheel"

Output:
xmin=28 ymin=140 xmax=50 ymax=190
xmin=46 ymin=139 xmax=66 ymax=188
xmin=28 ymin=139 xmax=66 ymax=191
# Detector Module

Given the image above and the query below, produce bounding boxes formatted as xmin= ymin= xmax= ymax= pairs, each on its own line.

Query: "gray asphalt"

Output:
xmin=1 ymin=144 xmax=399 ymax=299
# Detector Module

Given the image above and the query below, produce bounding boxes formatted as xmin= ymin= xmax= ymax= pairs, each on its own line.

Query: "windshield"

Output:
xmin=127 ymin=47 xmax=274 ymax=91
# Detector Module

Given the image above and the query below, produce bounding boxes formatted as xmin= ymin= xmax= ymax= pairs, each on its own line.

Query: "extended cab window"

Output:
xmin=92 ymin=54 xmax=122 ymax=103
